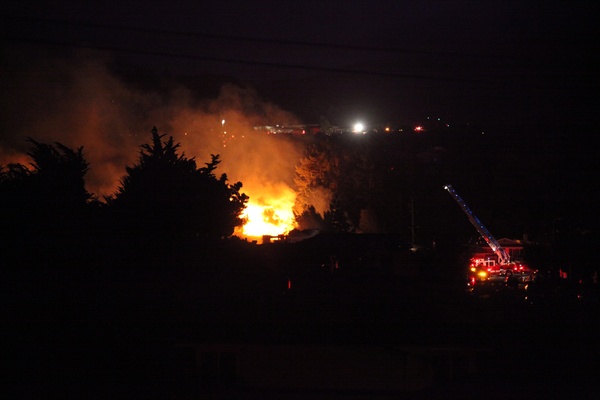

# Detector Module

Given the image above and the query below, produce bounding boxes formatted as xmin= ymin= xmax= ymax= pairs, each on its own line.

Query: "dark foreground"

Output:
xmin=4 ymin=263 xmax=600 ymax=399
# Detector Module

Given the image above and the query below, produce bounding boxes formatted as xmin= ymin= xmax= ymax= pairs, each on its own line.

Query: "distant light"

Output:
xmin=414 ymin=125 xmax=424 ymax=132
xmin=353 ymin=122 xmax=364 ymax=133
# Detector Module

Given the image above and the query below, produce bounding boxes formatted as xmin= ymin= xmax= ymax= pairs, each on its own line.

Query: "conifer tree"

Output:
xmin=113 ymin=127 xmax=247 ymax=241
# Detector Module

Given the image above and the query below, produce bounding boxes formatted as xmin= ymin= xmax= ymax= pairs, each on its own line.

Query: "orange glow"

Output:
xmin=235 ymin=183 xmax=297 ymax=241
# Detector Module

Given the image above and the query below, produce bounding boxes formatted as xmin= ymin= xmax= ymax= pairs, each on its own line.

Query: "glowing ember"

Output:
xmin=235 ymin=184 xmax=297 ymax=240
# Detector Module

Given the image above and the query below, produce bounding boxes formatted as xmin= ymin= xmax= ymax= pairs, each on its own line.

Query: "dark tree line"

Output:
xmin=290 ymin=123 xmax=599 ymax=279
xmin=0 ymin=127 xmax=248 ymax=269
xmin=293 ymin=131 xmax=441 ymax=239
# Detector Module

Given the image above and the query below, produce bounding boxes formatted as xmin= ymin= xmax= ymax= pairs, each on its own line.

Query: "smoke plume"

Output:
xmin=0 ymin=45 xmax=304 ymax=205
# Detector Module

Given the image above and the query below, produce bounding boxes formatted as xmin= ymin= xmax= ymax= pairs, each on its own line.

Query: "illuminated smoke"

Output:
xmin=1 ymin=46 xmax=304 ymax=237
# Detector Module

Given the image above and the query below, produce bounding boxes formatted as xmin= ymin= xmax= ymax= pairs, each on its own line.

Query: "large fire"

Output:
xmin=235 ymin=184 xmax=297 ymax=242
xmin=0 ymin=49 xmax=305 ymax=245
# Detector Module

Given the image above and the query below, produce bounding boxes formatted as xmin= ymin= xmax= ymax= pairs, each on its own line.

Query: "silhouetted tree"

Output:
xmin=111 ymin=127 xmax=248 ymax=242
xmin=0 ymin=139 xmax=92 ymax=218
xmin=293 ymin=135 xmax=381 ymax=230
xmin=294 ymin=205 xmax=325 ymax=231
xmin=323 ymin=194 xmax=353 ymax=233
xmin=0 ymin=162 xmax=31 ymax=184
xmin=293 ymin=139 xmax=339 ymax=219
xmin=25 ymin=138 xmax=92 ymax=210
xmin=0 ymin=163 xmax=31 ymax=242
xmin=0 ymin=138 xmax=92 ymax=265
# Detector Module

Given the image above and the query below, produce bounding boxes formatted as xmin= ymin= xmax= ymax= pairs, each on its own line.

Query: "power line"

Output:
xmin=4 ymin=35 xmax=482 ymax=83
xmin=2 ymin=15 xmax=580 ymax=90
xmin=2 ymin=15 xmax=524 ymax=61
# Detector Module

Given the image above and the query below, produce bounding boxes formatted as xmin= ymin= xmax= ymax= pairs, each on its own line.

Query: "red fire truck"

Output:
xmin=444 ymin=185 xmax=537 ymax=291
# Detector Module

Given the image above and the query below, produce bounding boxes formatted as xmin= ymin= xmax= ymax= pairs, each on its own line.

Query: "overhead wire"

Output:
xmin=2 ymin=14 xmax=585 ymax=93
xmin=3 ymin=15 xmax=522 ymax=60
xmin=1 ymin=14 xmax=530 ymax=85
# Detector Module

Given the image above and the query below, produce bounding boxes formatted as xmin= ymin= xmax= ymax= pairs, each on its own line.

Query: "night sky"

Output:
xmin=2 ymin=1 xmax=597 ymax=126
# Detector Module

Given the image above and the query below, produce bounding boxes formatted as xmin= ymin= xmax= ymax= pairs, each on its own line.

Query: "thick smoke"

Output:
xmin=0 ymin=45 xmax=304 ymax=202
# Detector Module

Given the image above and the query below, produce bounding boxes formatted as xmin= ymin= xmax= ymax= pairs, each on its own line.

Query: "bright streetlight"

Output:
xmin=353 ymin=122 xmax=364 ymax=133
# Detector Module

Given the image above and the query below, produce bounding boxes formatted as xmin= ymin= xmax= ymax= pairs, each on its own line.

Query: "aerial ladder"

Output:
xmin=444 ymin=184 xmax=510 ymax=265
xmin=444 ymin=184 xmax=536 ymax=288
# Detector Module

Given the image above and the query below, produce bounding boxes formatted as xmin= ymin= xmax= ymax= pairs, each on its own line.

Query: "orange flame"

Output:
xmin=235 ymin=183 xmax=296 ymax=241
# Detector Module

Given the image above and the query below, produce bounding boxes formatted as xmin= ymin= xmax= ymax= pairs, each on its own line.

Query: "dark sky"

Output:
xmin=2 ymin=0 xmax=597 ymax=127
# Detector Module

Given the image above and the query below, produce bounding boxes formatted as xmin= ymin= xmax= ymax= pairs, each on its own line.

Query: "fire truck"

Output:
xmin=444 ymin=185 xmax=537 ymax=291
